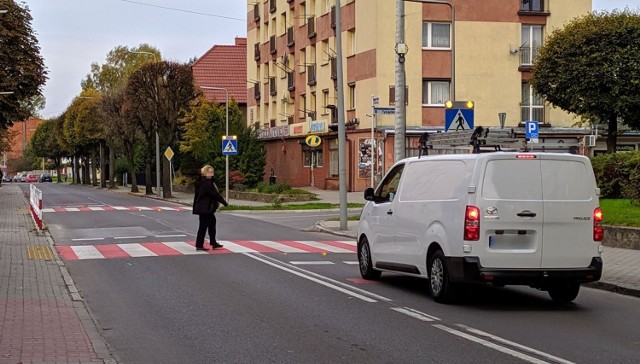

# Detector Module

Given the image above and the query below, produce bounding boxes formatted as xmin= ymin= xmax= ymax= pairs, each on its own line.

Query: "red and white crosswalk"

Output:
xmin=42 ymin=206 xmax=191 ymax=213
xmin=56 ymin=240 xmax=357 ymax=261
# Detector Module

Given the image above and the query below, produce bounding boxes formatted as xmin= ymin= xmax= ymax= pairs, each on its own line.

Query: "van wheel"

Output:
xmin=548 ymin=282 xmax=580 ymax=303
xmin=358 ymin=238 xmax=381 ymax=280
xmin=428 ymin=250 xmax=456 ymax=303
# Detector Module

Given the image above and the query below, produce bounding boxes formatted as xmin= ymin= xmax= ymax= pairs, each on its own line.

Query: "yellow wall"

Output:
xmin=456 ymin=21 xmax=522 ymax=127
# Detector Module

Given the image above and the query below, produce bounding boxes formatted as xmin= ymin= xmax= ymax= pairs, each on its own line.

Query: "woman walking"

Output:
xmin=193 ymin=165 xmax=228 ymax=251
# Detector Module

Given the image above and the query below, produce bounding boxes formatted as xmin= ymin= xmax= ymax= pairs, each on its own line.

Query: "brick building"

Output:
xmin=2 ymin=118 xmax=42 ymax=174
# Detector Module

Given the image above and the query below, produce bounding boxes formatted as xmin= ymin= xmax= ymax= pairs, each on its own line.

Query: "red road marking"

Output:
xmin=55 ymin=246 xmax=78 ymax=260
xmin=102 ymin=206 xmax=116 ymax=211
xmin=94 ymin=244 xmax=130 ymax=259
xmin=53 ymin=207 xmax=66 ymax=212
xmin=141 ymin=242 xmax=182 ymax=256
xmin=184 ymin=241 xmax=233 ymax=254
xmin=78 ymin=207 xmax=91 ymax=212
xmin=232 ymin=240 xmax=280 ymax=253
xmin=279 ymin=241 xmax=326 ymax=253
xmin=323 ymin=241 xmax=357 ymax=252
xmin=347 ymin=278 xmax=378 ymax=284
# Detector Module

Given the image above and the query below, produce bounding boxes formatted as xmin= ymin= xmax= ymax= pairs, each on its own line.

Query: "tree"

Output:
xmin=125 ymin=61 xmax=195 ymax=197
xmin=531 ymin=10 xmax=640 ymax=153
xmin=180 ymin=96 xmax=265 ymax=189
xmin=30 ymin=116 xmax=67 ymax=182
xmin=62 ymin=91 xmax=102 ymax=184
xmin=0 ymin=0 xmax=47 ymax=129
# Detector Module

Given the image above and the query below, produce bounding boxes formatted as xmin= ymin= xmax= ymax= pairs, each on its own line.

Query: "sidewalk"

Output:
xmin=0 ymin=184 xmax=114 ymax=364
xmin=112 ymin=183 xmax=640 ymax=298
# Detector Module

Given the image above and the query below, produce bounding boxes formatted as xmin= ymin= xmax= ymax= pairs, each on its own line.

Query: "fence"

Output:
xmin=29 ymin=183 xmax=43 ymax=230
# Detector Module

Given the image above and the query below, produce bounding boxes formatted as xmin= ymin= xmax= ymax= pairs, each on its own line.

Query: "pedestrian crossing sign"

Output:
xmin=444 ymin=101 xmax=475 ymax=132
xmin=222 ymin=135 xmax=238 ymax=156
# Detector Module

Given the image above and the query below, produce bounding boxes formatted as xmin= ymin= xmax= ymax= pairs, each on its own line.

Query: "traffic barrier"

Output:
xmin=29 ymin=183 xmax=43 ymax=230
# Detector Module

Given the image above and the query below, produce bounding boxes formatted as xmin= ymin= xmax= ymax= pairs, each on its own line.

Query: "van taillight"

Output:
xmin=593 ymin=207 xmax=604 ymax=241
xmin=464 ymin=206 xmax=480 ymax=241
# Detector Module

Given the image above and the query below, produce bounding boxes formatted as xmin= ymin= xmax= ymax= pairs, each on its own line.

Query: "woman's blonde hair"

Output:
xmin=201 ymin=165 xmax=214 ymax=175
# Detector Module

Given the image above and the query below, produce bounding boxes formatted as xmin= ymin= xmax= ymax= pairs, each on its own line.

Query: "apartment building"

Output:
xmin=246 ymin=0 xmax=592 ymax=191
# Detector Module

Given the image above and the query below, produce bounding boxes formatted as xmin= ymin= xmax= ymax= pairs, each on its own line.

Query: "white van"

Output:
xmin=357 ymin=152 xmax=603 ymax=303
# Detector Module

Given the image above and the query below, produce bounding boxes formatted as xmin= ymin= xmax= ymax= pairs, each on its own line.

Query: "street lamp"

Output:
xmin=128 ymin=50 xmax=161 ymax=197
xmin=200 ymin=86 xmax=230 ymax=204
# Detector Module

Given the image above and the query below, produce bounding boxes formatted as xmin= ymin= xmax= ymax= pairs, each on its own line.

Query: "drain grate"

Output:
xmin=27 ymin=245 xmax=54 ymax=260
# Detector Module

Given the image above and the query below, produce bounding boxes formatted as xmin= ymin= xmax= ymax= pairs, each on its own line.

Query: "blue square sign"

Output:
xmin=525 ymin=121 xmax=539 ymax=138
xmin=222 ymin=136 xmax=238 ymax=156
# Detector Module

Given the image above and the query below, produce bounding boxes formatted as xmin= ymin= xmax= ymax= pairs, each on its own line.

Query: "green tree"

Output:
xmin=30 ymin=116 xmax=67 ymax=182
xmin=179 ymin=96 xmax=265 ymax=189
xmin=531 ymin=10 xmax=640 ymax=153
xmin=125 ymin=61 xmax=195 ymax=197
xmin=0 ymin=0 xmax=47 ymax=129
xmin=63 ymin=91 xmax=102 ymax=184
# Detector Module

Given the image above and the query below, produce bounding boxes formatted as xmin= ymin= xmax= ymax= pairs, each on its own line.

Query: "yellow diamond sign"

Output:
xmin=164 ymin=147 xmax=174 ymax=161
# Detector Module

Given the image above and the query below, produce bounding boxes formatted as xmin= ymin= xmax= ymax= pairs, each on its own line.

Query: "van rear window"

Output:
xmin=541 ymin=160 xmax=591 ymax=201
xmin=482 ymin=160 xmax=542 ymax=201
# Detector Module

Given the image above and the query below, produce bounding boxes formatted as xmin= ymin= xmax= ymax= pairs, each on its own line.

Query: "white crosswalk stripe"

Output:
xmin=117 ymin=243 xmax=157 ymax=257
xmin=294 ymin=241 xmax=353 ymax=253
xmin=253 ymin=240 xmax=307 ymax=253
xmin=163 ymin=242 xmax=207 ymax=255
xmin=71 ymin=245 xmax=104 ymax=260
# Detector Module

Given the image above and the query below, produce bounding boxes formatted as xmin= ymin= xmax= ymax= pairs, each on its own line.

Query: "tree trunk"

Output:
xmin=99 ymin=142 xmax=106 ymax=188
xmin=91 ymin=149 xmax=98 ymax=186
xmin=109 ymin=147 xmax=116 ymax=189
xmin=75 ymin=156 xmax=81 ymax=184
xmin=607 ymin=112 xmax=618 ymax=154
xmin=145 ymin=161 xmax=153 ymax=195
xmin=83 ymin=159 xmax=90 ymax=185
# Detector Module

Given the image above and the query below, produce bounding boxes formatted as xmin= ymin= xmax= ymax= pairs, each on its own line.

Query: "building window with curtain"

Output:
xmin=422 ymin=22 xmax=451 ymax=49
xmin=422 ymin=80 xmax=450 ymax=106
xmin=329 ymin=139 xmax=339 ymax=177
xmin=521 ymin=25 xmax=543 ymax=66
xmin=521 ymin=82 xmax=544 ymax=123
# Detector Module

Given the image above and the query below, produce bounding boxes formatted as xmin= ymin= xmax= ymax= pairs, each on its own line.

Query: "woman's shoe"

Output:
xmin=196 ymin=246 xmax=210 ymax=251
xmin=211 ymin=243 xmax=224 ymax=249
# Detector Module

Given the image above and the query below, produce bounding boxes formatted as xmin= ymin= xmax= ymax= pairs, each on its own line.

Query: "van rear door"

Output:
xmin=477 ymin=155 xmax=544 ymax=269
xmin=540 ymin=155 xmax=598 ymax=268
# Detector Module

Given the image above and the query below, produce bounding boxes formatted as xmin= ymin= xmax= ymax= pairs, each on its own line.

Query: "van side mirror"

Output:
xmin=364 ymin=187 xmax=375 ymax=201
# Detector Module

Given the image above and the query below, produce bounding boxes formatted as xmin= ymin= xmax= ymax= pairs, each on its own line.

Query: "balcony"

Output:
xmin=519 ymin=0 xmax=549 ymax=15
xmin=287 ymin=27 xmax=294 ymax=47
xmin=287 ymin=72 xmax=295 ymax=91
xmin=270 ymin=77 xmax=277 ymax=96
xmin=308 ymin=111 xmax=317 ymax=121
xmin=287 ymin=116 xmax=294 ymax=125
xmin=330 ymin=57 xmax=337 ymax=80
xmin=331 ymin=6 xmax=336 ymax=29
xmin=307 ymin=16 xmax=316 ymax=38
xmin=253 ymin=3 xmax=260 ymax=21
xmin=307 ymin=64 xmax=317 ymax=86
xmin=519 ymin=46 xmax=540 ymax=69
xmin=269 ymin=35 xmax=276 ymax=54
xmin=254 ymin=83 xmax=261 ymax=100
xmin=254 ymin=43 xmax=261 ymax=61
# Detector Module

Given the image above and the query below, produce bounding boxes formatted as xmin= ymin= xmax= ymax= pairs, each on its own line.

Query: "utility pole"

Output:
xmin=394 ymin=0 xmax=407 ymax=163
xmin=335 ymin=0 xmax=348 ymax=230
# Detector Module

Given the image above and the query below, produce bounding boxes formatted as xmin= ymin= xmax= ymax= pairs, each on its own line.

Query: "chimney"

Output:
xmin=235 ymin=37 xmax=247 ymax=46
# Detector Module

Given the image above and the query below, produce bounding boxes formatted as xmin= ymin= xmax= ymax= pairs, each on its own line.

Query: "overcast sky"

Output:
xmin=24 ymin=0 xmax=640 ymax=119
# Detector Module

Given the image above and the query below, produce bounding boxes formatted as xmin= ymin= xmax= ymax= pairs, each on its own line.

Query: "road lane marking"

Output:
xmin=391 ymin=307 xmax=440 ymax=322
xmin=116 ymin=243 xmax=157 ymax=257
xmin=113 ymin=206 xmax=129 ymax=211
xmin=253 ymin=240 xmax=308 ymax=253
xmin=243 ymin=253 xmax=378 ymax=303
xmin=155 ymin=234 xmax=187 ymax=238
xmin=343 ymin=261 xmax=359 ymax=265
xmin=217 ymin=240 xmax=259 ymax=253
xmin=290 ymin=261 xmax=335 ymax=265
xmin=433 ymin=324 xmax=564 ymax=364
xmin=293 ymin=241 xmax=353 ymax=253
xmin=70 ymin=246 xmax=104 ymax=260
xmin=71 ymin=238 xmax=105 ymax=242
xmin=456 ymin=325 xmax=574 ymax=364
xmin=162 ymin=242 xmax=208 ymax=255
xmin=114 ymin=236 xmax=147 ymax=240
xmin=88 ymin=206 xmax=104 ymax=211
xmin=135 ymin=206 xmax=153 ymax=211
xmin=66 ymin=207 xmax=80 ymax=212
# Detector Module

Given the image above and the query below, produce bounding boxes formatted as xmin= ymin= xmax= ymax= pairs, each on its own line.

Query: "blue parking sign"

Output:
xmin=525 ymin=121 xmax=539 ymax=139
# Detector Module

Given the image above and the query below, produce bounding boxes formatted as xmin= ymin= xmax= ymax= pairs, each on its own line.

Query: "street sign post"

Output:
xmin=445 ymin=101 xmax=474 ymax=132
xmin=164 ymin=147 xmax=174 ymax=194
xmin=222 ymin=135 xmax=238 ymax=156
xmin=525 ymin=121 xmax=539 ymax=143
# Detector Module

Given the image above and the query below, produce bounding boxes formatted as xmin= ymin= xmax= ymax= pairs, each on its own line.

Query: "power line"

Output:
xmin=116 ymin=0 xmax=245 ymax=22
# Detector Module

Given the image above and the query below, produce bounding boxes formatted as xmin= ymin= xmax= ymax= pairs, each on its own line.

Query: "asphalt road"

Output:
xmin=25 ymin=183 xmax=640 ymax=363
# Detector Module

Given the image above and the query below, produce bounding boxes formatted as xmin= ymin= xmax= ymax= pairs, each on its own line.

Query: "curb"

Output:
xmin=314 ymin=221 xmax=358 ymax=239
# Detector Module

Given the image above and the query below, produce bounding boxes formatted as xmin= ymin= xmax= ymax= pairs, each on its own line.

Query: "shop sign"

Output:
xmin=258 ymin=126 xmax=290 ymax=139
xmin=308 ymin=119 xmax=327 ymax=133
xmin=290 ymin=122 xmax=308 ymax=136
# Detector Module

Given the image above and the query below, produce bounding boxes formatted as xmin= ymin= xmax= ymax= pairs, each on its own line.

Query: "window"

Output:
xmin=422 ymin=23 xmax=451 ymax=49
xmin=300 ymin=94 xmax=307 ymax=119
xmin=521 ymin=81 xmax=544 ymax=123
xmin=422 ymin=80 xmax=450 ymax=106
xmin=329 ymin=139 xmax=339 ymax=177
xmin=310 ymin=92 xmax=316 ymax=118
xmin=348 ymin=83 xmax=356 ymax=110
xmin=322 ymin=89 xmax=329 ymax=113
xmin=300 ymin=49 xmax=306 ymax=73
xmin=347 ymin=30 xmax=356 ymax=55
xmin=321 ymin=40 xmax=329 ymax=65
xmin=520 ymin=0 xmax=544 ymax=12
xmin=375 ymin=164 xmax=405 ymax=203
xmin=304 ymin=150 xmax=323 ymax=167
xmin=521 ymin=25 xmax=543 ymax=65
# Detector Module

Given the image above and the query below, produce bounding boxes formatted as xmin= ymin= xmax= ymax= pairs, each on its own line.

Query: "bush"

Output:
xmin=256 ymin=182 xmax=292 ymax=194
xmin=592 ymin=151 xmax=640 ymax=202
xmin=229 ymin=170 xmax=246 ymax=190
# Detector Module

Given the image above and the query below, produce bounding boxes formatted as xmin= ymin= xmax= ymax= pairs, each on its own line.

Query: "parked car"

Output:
xmin=25 ymin=174 xmax=39 ymax=183
xmin=39 ymin=173 xmax=53 ymax=183
xmin=13 ymin=174 xmax=24 ymax=182
xmin=2 ymin=174 xmax=12 ymax=183
xmin=357 ymin=153 xmax=603 ymax=304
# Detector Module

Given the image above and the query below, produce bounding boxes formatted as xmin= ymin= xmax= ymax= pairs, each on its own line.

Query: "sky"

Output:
xmin=21 ymin=0 xmax=640 ymax=119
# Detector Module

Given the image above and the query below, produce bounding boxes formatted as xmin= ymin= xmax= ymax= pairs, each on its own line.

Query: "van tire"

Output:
xmin=428 ymin=250 xmax=456 ymax=303
xmin=548 ymin=282 xmax=580 ymax=303
xmin=358 ymin=238 xmax=381 ymax=280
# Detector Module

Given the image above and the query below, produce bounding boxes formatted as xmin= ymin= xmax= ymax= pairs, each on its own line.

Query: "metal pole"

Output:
xmin=394 ymin=0 xmax=406 ymax=163
xmin=335 ymin=0 xmax=348 ymax=230
xmin=370 ymin=95 xmax=375 ymax=188
xmin=201 ymin=86 xmax=230 ymax=204
xmin=155 ymin=129 xmax=160 ymax=197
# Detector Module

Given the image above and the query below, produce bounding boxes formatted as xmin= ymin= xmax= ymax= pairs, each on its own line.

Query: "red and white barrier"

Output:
xmin=29 ymin=183 xmax=43 ymax=230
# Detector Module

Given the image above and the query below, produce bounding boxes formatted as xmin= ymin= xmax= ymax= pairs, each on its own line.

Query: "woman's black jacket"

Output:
xmin=192 ymin=178 xmax=228 ymax=214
